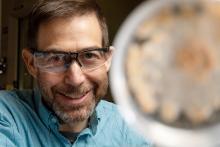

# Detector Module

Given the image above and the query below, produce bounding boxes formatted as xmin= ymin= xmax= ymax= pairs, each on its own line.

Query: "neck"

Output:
xmin=59 ymin=119 xmax=88 ymax=133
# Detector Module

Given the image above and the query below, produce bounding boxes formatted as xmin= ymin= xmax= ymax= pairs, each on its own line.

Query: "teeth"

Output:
xmin=62 ymin=93 xmax=86 ymax=99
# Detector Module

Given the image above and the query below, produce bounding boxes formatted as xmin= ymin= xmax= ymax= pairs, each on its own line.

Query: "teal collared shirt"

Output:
xmin=0 ymin=90 xmax=151 ymax=147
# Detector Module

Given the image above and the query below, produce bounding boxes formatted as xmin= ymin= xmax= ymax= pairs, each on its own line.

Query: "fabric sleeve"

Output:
xmin=0 ymin=113 xmax=22 ymax=147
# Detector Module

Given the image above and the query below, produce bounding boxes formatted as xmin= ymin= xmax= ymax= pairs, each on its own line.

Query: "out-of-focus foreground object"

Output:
xmin=110 ymin=0 xmax=220 ymax=146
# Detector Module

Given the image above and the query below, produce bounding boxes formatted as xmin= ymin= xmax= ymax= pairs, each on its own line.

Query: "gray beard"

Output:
xmin=36 ymin=71 xmax=108 ymax=124
xmin=52 ymin=97 xmax=97 ymax=124
xmin=37 ymin=83 xmax=106 ymax=124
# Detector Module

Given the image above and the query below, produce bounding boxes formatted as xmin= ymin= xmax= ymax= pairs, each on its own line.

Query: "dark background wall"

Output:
xmin=98 ymin=0 xmax=144 ymax=44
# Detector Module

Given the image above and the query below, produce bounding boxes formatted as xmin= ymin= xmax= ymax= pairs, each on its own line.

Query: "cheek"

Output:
xmin=38 ymin=72 xmax=63 ymax=87
xmin=37 ymin=72 xmax=64 ymax=98
xmin=88 ymin=67 xmax=108 ymax=84
xmin=87 ymin=68 xmax=109 ymax=96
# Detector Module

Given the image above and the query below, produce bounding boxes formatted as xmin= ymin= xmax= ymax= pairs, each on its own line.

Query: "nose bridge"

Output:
xmin=70 ymin=52 xmax=78 ymax=59
xmin=69 ymin=52 xmax=82 ymax=67
xmin=65 ymin=53 xmax=85 ymax=86
xmin=64 ymin=56 xmax=85 ymax=86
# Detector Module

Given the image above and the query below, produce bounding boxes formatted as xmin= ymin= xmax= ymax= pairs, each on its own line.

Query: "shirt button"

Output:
xmin=51 ymin=117 xmax=57 ymax=123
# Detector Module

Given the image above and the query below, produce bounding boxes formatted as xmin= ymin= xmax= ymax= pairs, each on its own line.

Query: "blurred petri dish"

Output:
xmin=110 ymin=0 xmax=220 ymax=146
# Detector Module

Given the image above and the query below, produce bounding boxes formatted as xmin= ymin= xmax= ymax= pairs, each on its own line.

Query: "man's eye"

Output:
xmin=47 ymin=55 xmax=62 ymax=62
xmin=83 ymin=52 xmax=97 ymax=59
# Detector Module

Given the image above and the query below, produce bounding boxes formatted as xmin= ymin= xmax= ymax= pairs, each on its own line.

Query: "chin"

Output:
xmin=52 ymin=97 xmax=97 ymax=123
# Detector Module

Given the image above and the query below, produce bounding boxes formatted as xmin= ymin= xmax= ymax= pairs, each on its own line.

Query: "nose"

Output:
xmin=64 ymin=62 xmax=86 ymax=86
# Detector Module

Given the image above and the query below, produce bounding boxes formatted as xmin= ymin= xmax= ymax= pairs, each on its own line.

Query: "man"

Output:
xmin=0 ymin=0 xmax=151 ymax=146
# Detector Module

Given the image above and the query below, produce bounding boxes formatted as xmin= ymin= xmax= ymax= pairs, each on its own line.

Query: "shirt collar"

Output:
xmin=87 ymin=110 xmax=99 ymax=135
xmin=33 ymin=88 xmax=55 ymax=129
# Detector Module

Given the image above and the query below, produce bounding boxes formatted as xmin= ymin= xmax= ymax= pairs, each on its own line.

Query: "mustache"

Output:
xmin=53 ymin=84 xmax=92 ymax=95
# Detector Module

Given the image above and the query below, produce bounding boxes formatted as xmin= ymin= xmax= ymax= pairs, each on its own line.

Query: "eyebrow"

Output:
xmin=39 ymin=46 xmax=102 ymax=53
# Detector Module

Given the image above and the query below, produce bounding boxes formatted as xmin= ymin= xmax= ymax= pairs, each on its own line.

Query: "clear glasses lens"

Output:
xmin=34 ymin=48 xmax=110 ymax=73
xmin=79 ymin=50 xmax=106 ymax=69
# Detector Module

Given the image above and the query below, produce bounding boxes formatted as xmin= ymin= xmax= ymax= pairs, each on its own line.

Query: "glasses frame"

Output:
xmin=31 ymin=47 xmax=111 ymax=73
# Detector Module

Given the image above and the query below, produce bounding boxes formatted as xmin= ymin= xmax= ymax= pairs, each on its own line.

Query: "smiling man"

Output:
xmin=0 ymin=0 xmax=151 ymax=146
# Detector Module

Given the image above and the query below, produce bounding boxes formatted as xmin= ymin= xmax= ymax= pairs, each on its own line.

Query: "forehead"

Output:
xmin=37 ymin=13 xmax=102 ymax=52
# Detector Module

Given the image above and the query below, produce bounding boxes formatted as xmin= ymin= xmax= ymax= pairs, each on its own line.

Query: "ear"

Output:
xmin=22 ymin=48 xmax=37 ymax=78
xmin=105 ymin=46 xmax=115 ymax=71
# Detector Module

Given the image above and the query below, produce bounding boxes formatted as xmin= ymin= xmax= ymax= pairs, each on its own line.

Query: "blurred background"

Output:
xmin=0 ymin=0 xmax=145 ymax=101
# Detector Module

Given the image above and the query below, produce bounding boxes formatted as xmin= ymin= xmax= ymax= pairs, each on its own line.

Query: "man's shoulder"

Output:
xmin=0 ymin=90 xmax=18 ymax=105
xmin=96 ymin=100 xmax=120 ymax=116
xmin=97 ymin=100 xmax=117 ymax=110
xmin=96 ymin=100 xmax=126 ymax=126
xmin=0 ymin=89 xmax=32 ymax=102
xmin=0 ymin=90 xmax=34 ymax=113
xmin=95 ymin=100 xmax=152 ymax=146
xmin=0 ymin=90 xmax=21 ymax=123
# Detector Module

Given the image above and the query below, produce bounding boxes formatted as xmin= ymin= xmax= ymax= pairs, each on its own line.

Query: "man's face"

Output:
xmin=27 ymin=14 xmax=111 ymax=124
